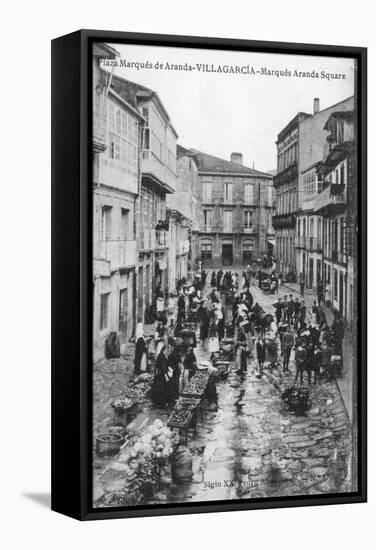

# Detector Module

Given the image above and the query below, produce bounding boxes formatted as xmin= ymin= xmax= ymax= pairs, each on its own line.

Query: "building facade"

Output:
xmin=92 ymin=45 xmax=141 ymax=361
xmin=295 ymin=96 xmax=354 ymax=289
xmin=192 ymin=151 xmax=274 ymax=268
xmin=174 ymin=145 xmax=201 ymax=273
xmin=315 ymin=110 xmax=355 ymax=321
xmin=166 ymin=145 xmax=199 ymax=289
xmin=273 ymin=113 xmax=309 ymax=278
xmin=274 ymin=96 xmax=354 ymax=282
xmin=110 ymin=75 xmax=178 ymax=318
xmin=295 ymin=162 xmax=324 ymax=290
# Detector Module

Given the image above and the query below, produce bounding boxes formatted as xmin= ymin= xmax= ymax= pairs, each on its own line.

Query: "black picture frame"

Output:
xmin=51 ymin=29 xmax=367 ymax=521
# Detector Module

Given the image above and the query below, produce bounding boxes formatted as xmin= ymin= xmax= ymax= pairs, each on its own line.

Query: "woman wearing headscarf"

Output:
xmin=235 ymin=328 xmax=247 ymax=374
xmin=151 ymin=345 xmax=170 ymax=407
xmin=134 ymin=323 xmax=147 ymax=375
xmin=199 ymin=305 xmax=210 ymax=344
xmin=154 ymin=321 xmax=166 ymax=359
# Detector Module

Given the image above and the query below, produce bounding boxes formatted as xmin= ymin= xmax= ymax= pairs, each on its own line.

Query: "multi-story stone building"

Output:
xmin=92 ymin=44 xmax=141 ymax=361
xmin=295 ymin=97 xmax=354 ymax=289
xmin=274 ymin=96 xmax=354 ymax=282
xmin=166 ymin=145 xmax=200 ymax=288
xmin=192 ymin=150 xmax=274 ymax=267
xmin=110 ymin=75 xmax=178 ymax=317
xmin=315 ymin=110 xmax=355 ymax=320
xmin=296 ymin=161 xmax=324 ymax=289
xmin=273 ymin=112 xmax=309 ymax=278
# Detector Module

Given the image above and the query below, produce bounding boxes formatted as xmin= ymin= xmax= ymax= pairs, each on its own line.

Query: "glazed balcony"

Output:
xmin=141 ymin=150 xmax=176 ymax=194
xmin=314 ymin=184 xmax=346 ymax=217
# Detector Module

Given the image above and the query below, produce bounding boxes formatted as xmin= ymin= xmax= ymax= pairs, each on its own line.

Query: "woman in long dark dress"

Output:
xmin=210 ymin=271 xmax=217 ymax=287
xmin=134 ymin=323 xmax=147 ymax=374
xmin=167 ymin=344 xmax=181 ymax=404
xmin=199 ymin=307 xmax=210 ymax=343
xmin=151 ymin=345 xmax=170 ymax=407
xmin=184 ymin=347 xmax=197 ymax=380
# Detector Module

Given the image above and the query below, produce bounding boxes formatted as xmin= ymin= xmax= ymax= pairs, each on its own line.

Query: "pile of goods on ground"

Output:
xmin=98 ymin=419 xmax=179 ymax=508
xmin=111 ymin=397 xmax=134 ymax=412
xmin=281 ymin=385 xmax=311 ymax=415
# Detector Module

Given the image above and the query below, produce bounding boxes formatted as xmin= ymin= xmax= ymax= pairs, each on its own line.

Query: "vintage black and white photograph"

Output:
xmin=91 ymin=41 xmax=359 ymax=509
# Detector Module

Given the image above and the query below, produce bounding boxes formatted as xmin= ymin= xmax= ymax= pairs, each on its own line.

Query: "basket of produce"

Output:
xmin=96 ymin=433 xmax=123 ymax=456
xmin=123 ymin=382 xmax=151 ymax=403
xmin=167 ymin=408 xmax=193 ymax=428
xmin=175 ymin=397 xmax=201 ymax=411
xmin=111 ymin=397 xmax=134 ymax=412
xmin=182 ymin=372 xmax=209 ymax=398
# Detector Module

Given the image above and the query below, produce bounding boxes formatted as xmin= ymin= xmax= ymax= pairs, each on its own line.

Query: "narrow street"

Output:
xmin=93 ymin=271 xmax=354 ymax=505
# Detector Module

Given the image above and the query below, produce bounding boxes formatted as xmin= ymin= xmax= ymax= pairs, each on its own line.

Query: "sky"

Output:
xmin=107 ymin=43 xmax=355 ymax=173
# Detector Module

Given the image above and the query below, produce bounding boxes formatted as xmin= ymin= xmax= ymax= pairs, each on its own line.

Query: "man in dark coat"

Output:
xmin=216 ymin=269 xmax=223 ymax=290
xmin=273 ymin=297 xmax=283 ymax=324
xmin=287 ymin=294 xmax=295 ymax=324
xmin=280 ymin=326 xmax=294 ymax=372
xmin=294 ymin=343 xmax=307 ymax=385
xmin=256 ymin=336 xmax=266 ymax=375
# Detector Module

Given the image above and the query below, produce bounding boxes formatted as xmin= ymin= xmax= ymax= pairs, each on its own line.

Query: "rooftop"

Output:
xmin=190 ymin=149 xmax=273 ymax=178
xmin=110 ymin=73 xmax=178 ymax=137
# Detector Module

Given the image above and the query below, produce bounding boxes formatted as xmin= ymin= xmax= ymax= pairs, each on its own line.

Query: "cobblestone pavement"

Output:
xmin=92 ymin=271 xmax=355 ymax=505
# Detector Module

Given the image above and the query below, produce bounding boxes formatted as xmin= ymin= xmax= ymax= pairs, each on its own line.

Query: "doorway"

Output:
xmin=222 ymin=242 xmax=233 ymax=266
xmin=339 ymin=271 xmax=344 ymax=316
xmin=308 ymin=258 xmax=314 ymax=289
xmin=119 ymin=288 xmax=128 ymax=335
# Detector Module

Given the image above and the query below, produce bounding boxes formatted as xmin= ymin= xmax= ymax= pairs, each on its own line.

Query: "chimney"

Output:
xmin=231 ymin=152 xmax=243 ymax=165
xmin=314 ymin=98 xmax=320 ymax=114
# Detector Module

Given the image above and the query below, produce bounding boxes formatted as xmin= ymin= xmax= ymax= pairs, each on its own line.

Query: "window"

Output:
xmin=224 ymin=182 xmax=233 ymax=201
xmin=333 ymin=269 xmax=338 ymax=300
xmin=142 ymin=107 xmax=149 ymax=124
xmin=303 ymin=169 xmax=318 ymax=198
xmin=201 ymin=240 xmax=212 ymax=261
xmin=108 ymin=99 xmax=138 ymax=172
xmin=223 ymin=210 xmax=232 ymax=232
xmin=101 ymin=206 xmax=112 ymax=241
xmin=121 ymin=208 xmax=129 ymax=240
xmin=203 ymin=182 xmax=212 ymax=201
xmin=100 ymin=292 xmax=110 ymax=330
xmin=245 ymin=184 xmax=254 ymax=203
xmin=244 ymin=210 xmax=253 ymax=229
xmin=340 ymin=163 xmax=345 ymax=185
xmin=268 ymin=186 xmax=273 ymax=206
xmin=203 ymin=209 xmax=211 ymax=228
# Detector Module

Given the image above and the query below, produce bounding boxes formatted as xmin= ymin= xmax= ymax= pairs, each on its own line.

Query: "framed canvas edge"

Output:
xmin=53 ymin=29 xmax=367 ymax=521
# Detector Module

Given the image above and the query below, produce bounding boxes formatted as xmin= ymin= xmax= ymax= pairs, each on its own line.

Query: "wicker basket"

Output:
xmin=96 ymin=433 xmax=123 ymax=456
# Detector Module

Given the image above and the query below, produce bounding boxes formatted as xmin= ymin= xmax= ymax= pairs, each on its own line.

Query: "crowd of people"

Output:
xmin=132 ymin=264 xmax=347 ymax=412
